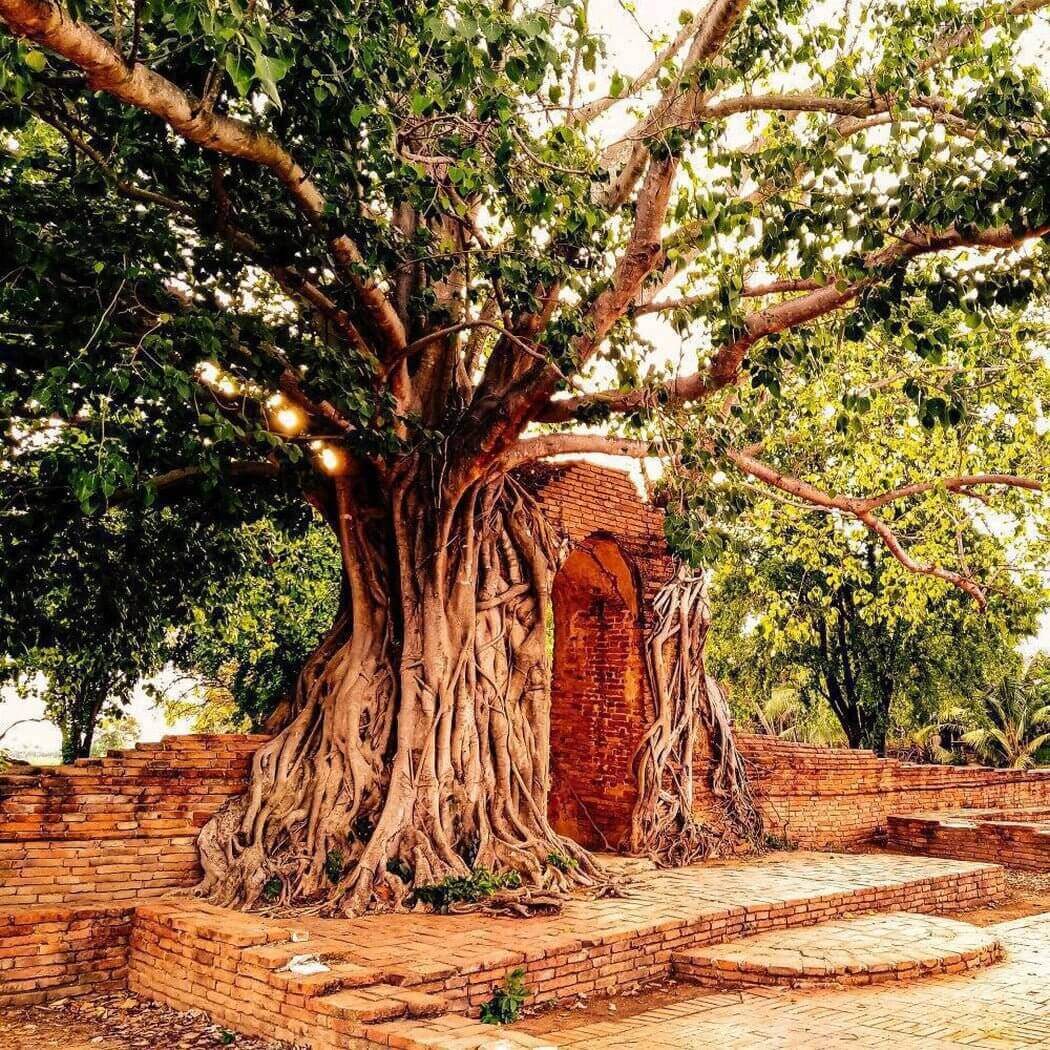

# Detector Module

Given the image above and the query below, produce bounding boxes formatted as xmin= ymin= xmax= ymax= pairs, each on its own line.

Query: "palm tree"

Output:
xmin=961 ymin=663 xmax=1050 ymax=769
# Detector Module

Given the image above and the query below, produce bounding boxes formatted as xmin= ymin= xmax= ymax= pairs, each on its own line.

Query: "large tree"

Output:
xmin=1 ymin=0 xmax=1048 ymax=913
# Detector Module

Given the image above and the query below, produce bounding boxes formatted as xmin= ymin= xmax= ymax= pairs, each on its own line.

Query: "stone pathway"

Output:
xmin=525 ymin=912 xmax=1050 ymax=1048
xmin=672 ymin=912 xmax=1002 ymax=988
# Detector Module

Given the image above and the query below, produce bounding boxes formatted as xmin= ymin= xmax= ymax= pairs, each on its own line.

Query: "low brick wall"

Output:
xmin=888 ymin=808 xmax=1050 ymax=870
xmin=0 ymin=733 xmax=264 ymax=907
xmin=0 ymin=734 xmax=262 ymax=1007
xmin=739 ymin=736 xmax=1050 ymax=847
xmin=0 ymin=904 xmax=133 ymax=1006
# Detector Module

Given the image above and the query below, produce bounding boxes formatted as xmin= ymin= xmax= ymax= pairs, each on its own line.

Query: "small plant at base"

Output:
xmin=413 ymin=867 xmax=522 ymax=913
xmin=546 ymin=850 xmax=578 ymax=873
xmin=324 ymin=847 xmax=346 ymax=884
xmin=261 ymin=876 xmax=283 ymax=902
xmin=386 ymin=857 xmax=413 ymax=884
xmin=762 ymin=832 xmax=797 ymax=852
xmin=480 ymin=967 xmax=529 ymax=1025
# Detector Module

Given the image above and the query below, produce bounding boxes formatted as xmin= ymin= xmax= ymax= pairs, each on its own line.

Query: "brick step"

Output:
xmin=269 ymin=959 xmax=386 ymax=997
xmin=672 ymin=911 xmax=1002 ymax=989
xmin=316 ymin=984 xmax=448 ymax=1024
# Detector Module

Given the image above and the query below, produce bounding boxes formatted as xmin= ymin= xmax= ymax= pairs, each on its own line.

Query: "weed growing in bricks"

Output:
xmin=261 ymin=876 xmax=283 ymax=903
xmin=480 ymin=967 xmax=529 ymax=1025
xmin=324 ymin=848 xmax=346 ymax=884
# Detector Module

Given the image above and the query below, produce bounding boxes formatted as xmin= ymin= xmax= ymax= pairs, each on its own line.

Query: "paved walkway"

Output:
xmin=274 ymin=851 xmax=1001 ymax=978
xmin=530 ymin=912 xmax=1050 ymax=1049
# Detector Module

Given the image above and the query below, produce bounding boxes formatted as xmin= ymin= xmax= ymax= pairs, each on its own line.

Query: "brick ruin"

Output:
xmin=3 ymin=460 xmax=1050 ymax=1008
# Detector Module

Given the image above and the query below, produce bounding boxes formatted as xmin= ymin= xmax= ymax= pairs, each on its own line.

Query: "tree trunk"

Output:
xmin=59 ymin=690 xmax=104 ymax=762
xmin=197 ymin=469 xmax=599 ymax=915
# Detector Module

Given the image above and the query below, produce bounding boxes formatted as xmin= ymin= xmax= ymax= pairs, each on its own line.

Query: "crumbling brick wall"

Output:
xmin=0 ymin=734 xmax=262 ymax=907
xmin=523 ymin=462 xmax=673 ymax=847
xmin=740 ymin=735 xmax=1050 ymax=846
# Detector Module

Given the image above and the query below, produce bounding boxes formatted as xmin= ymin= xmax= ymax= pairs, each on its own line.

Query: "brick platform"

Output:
xmin=527 ymin=912 xmax=1050 ymax=1049
xmin=671 ymin=912 xmax=1002 ymax=989
xmin=123 ymin=851 xmax=1003 ymax=1049
xmin=888 ymin=806 xmax=1050 ymax=870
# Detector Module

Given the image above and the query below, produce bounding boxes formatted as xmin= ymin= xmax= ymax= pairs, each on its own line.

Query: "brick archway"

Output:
xmin=548 ymin=534 xmax=645 ymax=849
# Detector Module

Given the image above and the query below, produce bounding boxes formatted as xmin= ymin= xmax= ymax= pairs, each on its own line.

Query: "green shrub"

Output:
xmin=324 ymin=847 xmax=346 ymax=884
xmin=546 ymin=850 xmax=578 ymax=873
xmin=261 ymin=876 xmax=283 ymax=902
xmin=414 ymin=867 xmax=522 ymax=913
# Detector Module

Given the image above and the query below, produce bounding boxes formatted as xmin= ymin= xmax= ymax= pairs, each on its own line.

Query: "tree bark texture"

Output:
xmin=628 ymin=566 xmax=762 ymax=864
xmin=197 ymin=468 xmax=600 ymax=915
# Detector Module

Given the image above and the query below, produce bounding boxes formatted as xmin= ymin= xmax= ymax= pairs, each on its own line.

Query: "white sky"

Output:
xmin=2 ymin=1 xmax=1048 ymax=758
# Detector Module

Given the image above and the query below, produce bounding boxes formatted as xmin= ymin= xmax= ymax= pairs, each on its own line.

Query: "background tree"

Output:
xmin=0 ymin=504 xmax=235 ymax=761
xmin=161 ymin=519 xmax=341 ymax=731
xmin=685 ymin=305 xmax=1049 ymax=753
xmin=1 ymin=0 xmax=1048 ymax=913
xmin=959 ymin=657 xmax=1050 ymax=767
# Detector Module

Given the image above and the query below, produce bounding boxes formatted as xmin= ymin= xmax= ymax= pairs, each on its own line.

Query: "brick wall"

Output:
xmin=0 ymin=733 xmax=263 ymax=907
xmin=739 ymin=735 xmax=1050 ymax=847
xmin=524 ymin=462 xmax=673 ymax=848
xmin=888 ymin=808 xmax=1050 ymax=870
xmin=0 ymin=904 xmax=132 ymax=1006
xmin=0 ymin=734 xmax=262 ymax=1005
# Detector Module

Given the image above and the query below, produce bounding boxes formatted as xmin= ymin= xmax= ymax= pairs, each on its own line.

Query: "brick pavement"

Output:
xmin=125 ymin=851 xmax=1003 ymax=1048
xmin=536 ymin=912 xmax=1050 ymax=1049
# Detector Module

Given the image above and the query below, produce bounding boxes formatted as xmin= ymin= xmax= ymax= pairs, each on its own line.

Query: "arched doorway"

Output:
xmin=548 ymin=535 xmax=646 ymax=849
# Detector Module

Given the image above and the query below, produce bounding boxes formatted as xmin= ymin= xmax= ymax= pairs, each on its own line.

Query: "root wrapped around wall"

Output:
xmin=628 ymin=564 xmax=762 ymax=865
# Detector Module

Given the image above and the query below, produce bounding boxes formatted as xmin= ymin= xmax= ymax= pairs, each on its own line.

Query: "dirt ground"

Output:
xmin=3 ymin=869 xmax=1049 ymax=1049
xmin=0 ymin=991 xmax=300 ymax=1050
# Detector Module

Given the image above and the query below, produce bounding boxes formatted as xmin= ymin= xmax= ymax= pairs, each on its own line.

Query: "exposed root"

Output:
xmin=196 ymin=470 xmax=603 ymax=915
xmin=628 ymin=564 xmax=762 ymax=866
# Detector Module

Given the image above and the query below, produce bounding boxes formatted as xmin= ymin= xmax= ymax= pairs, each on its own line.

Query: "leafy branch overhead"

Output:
xmin=1 ymin=0 xmax=1047 ymax=602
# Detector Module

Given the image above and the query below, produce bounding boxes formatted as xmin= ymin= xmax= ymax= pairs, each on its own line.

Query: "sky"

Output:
xmin=2 ymin=0 xmax=1048 ymax=758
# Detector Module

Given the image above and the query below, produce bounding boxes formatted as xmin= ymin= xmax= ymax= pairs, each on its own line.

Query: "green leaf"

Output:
xmin=224 ymin=52 xmax=253 ymax=98
xmin=253 ymin=53 xmax=291 ymax=107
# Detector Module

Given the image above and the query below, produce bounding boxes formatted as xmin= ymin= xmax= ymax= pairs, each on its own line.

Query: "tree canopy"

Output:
xmin=668 ymin=298 xmax=1050 ymax=751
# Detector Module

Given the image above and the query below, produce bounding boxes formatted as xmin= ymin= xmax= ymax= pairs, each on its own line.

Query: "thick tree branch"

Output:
xmin=499 ymin=433 xmax=652 ymax=470
xmin=602 ymin=0 xmax=753 ymax=210
xmin=717 ymin=446 xmax=1034 ymax=608
xmin=540 ymin=222 xmax=1050 ymax=423
xmin=0 ymin=0 xmax=406 ymax=355
xmin=566 ymin=8 xmax=707 ymax=128
xmin=106 ymin=459 xmax=282 ymax=508
xmin=856 ymin=474 xmax=1044 ymax=511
